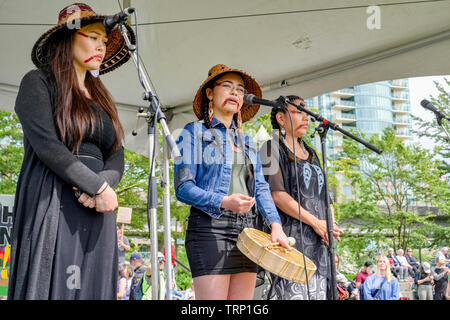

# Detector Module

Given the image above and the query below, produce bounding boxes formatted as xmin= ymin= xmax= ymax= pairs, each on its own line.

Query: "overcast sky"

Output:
xmin=409 ymin=75 xmax=450 ymax=150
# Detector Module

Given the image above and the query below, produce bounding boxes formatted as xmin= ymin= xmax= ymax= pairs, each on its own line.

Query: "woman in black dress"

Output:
xmin=8 ymin=3 xmax=135 ymax=299
xmin=260 ymin=95 xmax=343 ymax=300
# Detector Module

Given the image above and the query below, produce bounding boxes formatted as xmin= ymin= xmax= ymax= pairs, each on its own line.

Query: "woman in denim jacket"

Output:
xmin=174 ymin=64 xmax=290 ymax=300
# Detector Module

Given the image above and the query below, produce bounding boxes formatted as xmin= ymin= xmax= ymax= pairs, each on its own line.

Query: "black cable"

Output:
xmin=117 ymin=0 xmax=158 ymax=97
xmin=138 ymin=0 xmax=448 ymax=26
xmin=285 ymin=107 xmax=312 ymax=300
xmin=2 ymin=0 xmax=446 ymax=27
xmin=119 ymin=3 xmax=161 ymax=252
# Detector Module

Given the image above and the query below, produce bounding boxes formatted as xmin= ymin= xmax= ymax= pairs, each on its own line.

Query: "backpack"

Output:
xmin=129 ymin=265 xmax=147 ymax=300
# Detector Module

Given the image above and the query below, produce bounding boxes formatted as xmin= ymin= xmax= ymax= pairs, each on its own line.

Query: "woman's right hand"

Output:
xmin=220 ymin=193 xmax=255 ymax=214
xmin=94 ymin=182 xmax=118 ymax=213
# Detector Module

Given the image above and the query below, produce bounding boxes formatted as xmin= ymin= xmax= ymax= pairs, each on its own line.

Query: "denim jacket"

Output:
xmin=174 ymin=117 xmax=282 ymax=227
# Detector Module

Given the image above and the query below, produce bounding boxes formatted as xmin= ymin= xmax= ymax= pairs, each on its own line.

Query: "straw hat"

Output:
xmin=31 ymin=3 xmax=136 ymax=75
xmin=193 ymin=64 xmax=262 ymax=123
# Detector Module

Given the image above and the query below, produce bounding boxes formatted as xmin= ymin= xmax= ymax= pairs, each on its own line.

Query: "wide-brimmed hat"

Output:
xmin=193 ymin=64 xmax=262 ymax=123
xmin=31 ymin=3 xmax=136 ymax=75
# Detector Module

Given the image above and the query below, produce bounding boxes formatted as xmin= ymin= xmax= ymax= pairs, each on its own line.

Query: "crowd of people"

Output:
xmin=115 ymin=252 xmax=196 ymax=301
xmin=335 ymin=246 xmax=450 ymax=300
xmin=114 ymin=245 xmax=449 ymax=301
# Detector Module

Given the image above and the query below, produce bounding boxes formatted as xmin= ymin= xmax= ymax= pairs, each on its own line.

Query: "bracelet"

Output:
xmin=96 ymin=183 xmax=109 ymax=195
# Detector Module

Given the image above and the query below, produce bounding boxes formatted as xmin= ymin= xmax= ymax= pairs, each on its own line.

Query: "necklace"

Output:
xmin=281 ymin=135 xmax=308 ymax=160
xmin=299 ymin=139 xmax=307 ymax=155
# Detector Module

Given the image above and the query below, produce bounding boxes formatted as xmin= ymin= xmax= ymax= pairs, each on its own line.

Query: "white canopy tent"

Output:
xmin=1 ymin=0 xmax=449 ymax=156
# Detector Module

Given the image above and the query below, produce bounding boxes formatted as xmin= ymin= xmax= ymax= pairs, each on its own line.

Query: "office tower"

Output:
xmin=305 ymin=79 xmax=412 ymax=160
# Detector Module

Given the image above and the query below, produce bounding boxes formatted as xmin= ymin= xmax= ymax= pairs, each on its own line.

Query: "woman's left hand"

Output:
xmin=270 ymin=222 xmax=292 ymax=251
xmin=333 ymin=222 xmax=344 ymax=242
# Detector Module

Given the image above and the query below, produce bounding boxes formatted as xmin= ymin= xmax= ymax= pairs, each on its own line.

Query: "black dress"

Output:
xmin=260 ymin=137 xmax=330 ymax=300
xmin=8 ymin=70 xmax=124 ymax=300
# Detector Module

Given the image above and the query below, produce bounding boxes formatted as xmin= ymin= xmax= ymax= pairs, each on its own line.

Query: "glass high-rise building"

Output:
xmin=305 ymin=79 xmax=412 ymax=160
xmin=304 ymin=79 xmax=412 ymax=201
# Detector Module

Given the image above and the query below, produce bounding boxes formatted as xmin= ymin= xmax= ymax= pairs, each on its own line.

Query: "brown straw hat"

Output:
xmin=193 ymin=64 xmax=262 ymax=123
xmin=31 ymin=3 xmax=136 ymax=75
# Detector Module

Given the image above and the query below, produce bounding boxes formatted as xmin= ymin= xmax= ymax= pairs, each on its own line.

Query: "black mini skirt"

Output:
xmin=185 ymin=206 xmax=259 ymax=278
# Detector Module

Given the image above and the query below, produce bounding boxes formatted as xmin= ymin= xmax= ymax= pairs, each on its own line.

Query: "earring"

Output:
xmin=90 ymin=69 xmax=100 ymax=78
xmin=237 ymin=111 xmax=243 ymax=129
xmin=280 ymin=127 xmax=286 ymax=137
xmin=208 ymin=100 xmax=214 ymax=124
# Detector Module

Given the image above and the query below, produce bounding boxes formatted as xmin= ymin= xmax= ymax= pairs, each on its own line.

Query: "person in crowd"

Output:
xmin=8 ymin=3 xmax=134 ymax=299
xmin=259 ymin=95 xmax=343 ymax=300
xmin=185 ymin=279 xmax=196 ymax=300
xmin=355 ymin=261 xmax=373 ymax=290
xmin=414 ymin=262 xmax=433 ymax=300
xmin=387 ymin=248 xmax=406 ymax=280
xmin=335 ymin=254 xmax=359 ymax=300
xmin=405 ymin=248 xmax=420 ymax=274
xmin=129 ymin=253 xmax=150 ymax=300
xmin=117 ymin=264 xmax=133 ymax=300
xmin=361 ymin=255 xmax=400 ymax=300
xmin=436 ymin=247 xmax=450 ymax=268
xmin=174 ymin=64 xmax=291 ymax=300
xmin=171 ymin=280 xmax=185 ymax=300
xmin=445 ymin=276 xmax=450 ymax=300
xmin=432 ymin=256 xmax=450 ymax=300
xmin=117 ymin=226 xmax=131 ymax=266
xmin=396 ymin=249 xmax=414 ymax=280
xmin=141 ymin=252 xmax=166 ymax=300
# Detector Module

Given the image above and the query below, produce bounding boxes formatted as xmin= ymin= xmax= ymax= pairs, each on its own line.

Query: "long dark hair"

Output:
xmin=42 ymin=30 xmax=124 ymax=152
xmin=270 ymin=95 xmax=316 ymax=163
xmin=270 ymin=95 xmax=303 ymax=130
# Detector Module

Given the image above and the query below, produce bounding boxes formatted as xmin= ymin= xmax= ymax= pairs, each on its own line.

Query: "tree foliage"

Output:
xmin=0 ymin=111 xmax=23 ymax=194
xmin=411 ymin=78 xmax=450 ymax=172
xmin=331 ymin=127 xmax=449 ymax=262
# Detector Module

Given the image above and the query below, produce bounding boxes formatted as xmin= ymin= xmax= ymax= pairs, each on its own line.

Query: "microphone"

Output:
xmin=420 ymin=99 xmax=450 ymax=121
xmin=244 ymin=94 xmax=285 ymax=108
xmin=103 ymin=7 xmax=135 ymax=31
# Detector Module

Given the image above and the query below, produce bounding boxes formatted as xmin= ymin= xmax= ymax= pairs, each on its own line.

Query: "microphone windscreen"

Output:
xmin=420 ymin=99 xmax=430 ymax=108
xmin=243 ymin=94 xmax=256 ymax=105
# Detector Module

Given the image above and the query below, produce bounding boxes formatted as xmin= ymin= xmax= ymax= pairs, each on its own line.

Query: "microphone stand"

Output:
xmin=118 ymin=21 xmax=181 ymax=300
xmin=284 ymin=97 xmax=382 ymax=300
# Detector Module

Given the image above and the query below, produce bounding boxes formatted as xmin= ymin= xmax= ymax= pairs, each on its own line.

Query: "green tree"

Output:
xmin=411 ymin=78 xmax=450 ymax=172
xmin=0 ymin=110 xmax=23 ymax=194
xmin=332 ymin=127 xmax=449 ymax=260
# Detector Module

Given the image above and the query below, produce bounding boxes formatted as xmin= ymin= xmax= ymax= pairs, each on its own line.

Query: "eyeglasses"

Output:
xmin=289 ymin=109 xmax=307 ymax=115
xmin=214 ymin=81 xmax=247 ymax=96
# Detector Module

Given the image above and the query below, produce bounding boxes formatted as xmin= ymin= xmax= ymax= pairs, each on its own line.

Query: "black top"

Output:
xmin=415 ymin=272 xmax=432 ymax=286
xmin=77 ymin=102 xmax=117 ymax=161
xmin=260 ymin=137 xmax=330 ymax=278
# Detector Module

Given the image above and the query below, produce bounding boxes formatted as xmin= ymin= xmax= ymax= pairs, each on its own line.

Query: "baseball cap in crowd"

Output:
xmin=421 ymin=262 xmax=431 ymax=274
xmin=157 ymin=252 xmax=165 ymax=263
xmin=130 ymin=253 xmax=142 ymax=262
